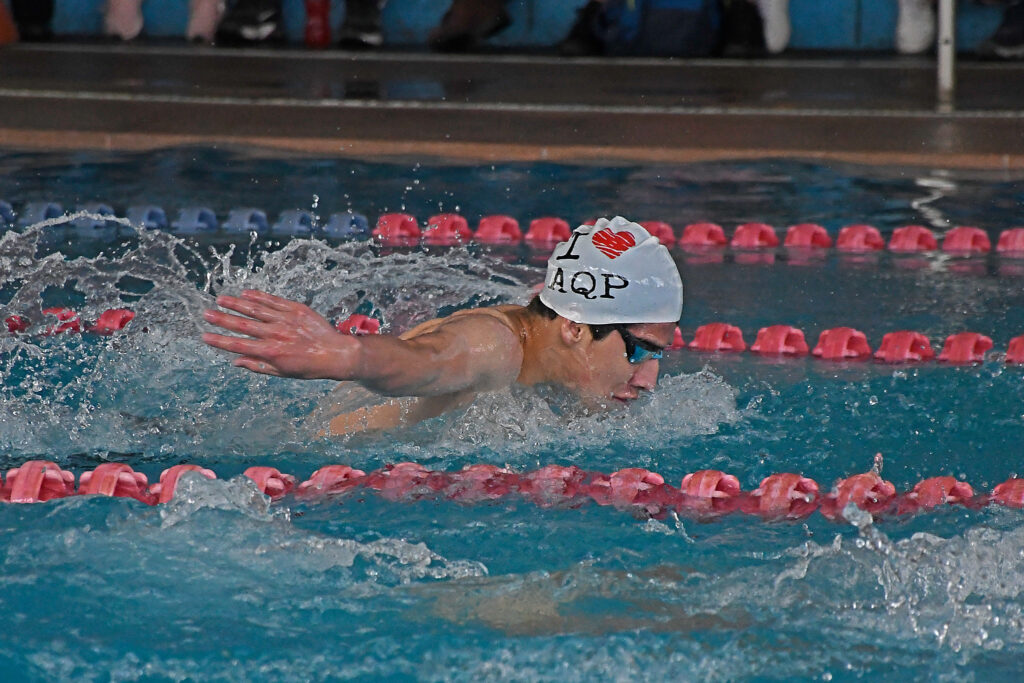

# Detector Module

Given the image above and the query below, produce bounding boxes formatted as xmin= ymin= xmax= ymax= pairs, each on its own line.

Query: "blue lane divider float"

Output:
xmin=222 ymin=208 xmax=269 ymax=235
xmin=272 ymin=209 xmax=315 ymax=237
xmin=323 ymin=211 xmax=370 ymax=239
xmin=16 ymin=201 xmax=63 ymax=229
xmin=171 ymin=206 xmax=219 ymax=234
xmin=125 ymin=205 xmax=169 ymax=230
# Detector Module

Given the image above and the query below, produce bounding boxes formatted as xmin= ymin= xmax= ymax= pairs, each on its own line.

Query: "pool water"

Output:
xmin=2 ymin=149 xmax=1024 ymax=680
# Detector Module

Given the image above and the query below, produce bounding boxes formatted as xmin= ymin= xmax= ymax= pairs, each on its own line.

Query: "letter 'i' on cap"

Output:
xmin=539 ymin=216 xmax=684 ymax=325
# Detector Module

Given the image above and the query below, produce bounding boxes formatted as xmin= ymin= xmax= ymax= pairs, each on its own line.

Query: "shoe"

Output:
xmin=215 ymin=0 xmax=284 ymax=45
xmin=105 ymin=0 xmax=144 ymax=41
xmin=896 ymin=0 xmax=935 ymax=54
xmin=188 ymin=0 xmax=225 ymax=42
xmin=977 ymin=3 xmax=1024 ymax=59
xmin=428 ymin=0 xmax=510 ymax=52
xmin=337 ymin=0 xmax=383 ymax=48
xmin=755 ymin=0 xmax=790 ymax=54
xmin=557 ymin=0 xmax=604 ymax=56
xmin=719 ymin=0 xmax=765 ymax=58
xmin=11 ymin=0 xmax=53 ymax=41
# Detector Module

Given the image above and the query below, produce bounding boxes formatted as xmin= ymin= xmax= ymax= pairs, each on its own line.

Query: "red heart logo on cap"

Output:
xmin=591 ymin=228 xmax=636 ymax=259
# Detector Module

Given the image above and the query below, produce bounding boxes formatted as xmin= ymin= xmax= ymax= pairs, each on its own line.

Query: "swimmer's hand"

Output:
xmin=202 ymin=290 xmax=359 ymax=380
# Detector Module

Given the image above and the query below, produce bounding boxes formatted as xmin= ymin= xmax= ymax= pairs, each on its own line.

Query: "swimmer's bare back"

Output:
xmin=321 ymin=305 xmax=529 ymax=436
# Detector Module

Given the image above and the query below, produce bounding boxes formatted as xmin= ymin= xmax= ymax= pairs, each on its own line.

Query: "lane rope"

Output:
xmin=3 ymin=459 xmax=1022 ymax=523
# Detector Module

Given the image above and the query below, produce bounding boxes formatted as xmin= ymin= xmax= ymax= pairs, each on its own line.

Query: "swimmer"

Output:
xmin=202 ymin=216 xmax=684 ymax=434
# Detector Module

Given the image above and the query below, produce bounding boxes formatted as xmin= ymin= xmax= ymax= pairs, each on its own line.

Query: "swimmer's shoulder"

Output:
xmin=399 ymin=304 xmax=528 ymax=342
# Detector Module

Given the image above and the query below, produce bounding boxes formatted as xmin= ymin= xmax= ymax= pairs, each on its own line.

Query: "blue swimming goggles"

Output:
xmin=614 ymin=325 xmax=665 ymax=364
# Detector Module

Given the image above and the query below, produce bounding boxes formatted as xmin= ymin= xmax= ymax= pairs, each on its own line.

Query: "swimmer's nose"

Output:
xmin=629 ymin=358 xmax=659 ymax=392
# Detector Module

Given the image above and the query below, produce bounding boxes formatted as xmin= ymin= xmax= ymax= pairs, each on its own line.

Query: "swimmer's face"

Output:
xmin=573 ymin=321 xmax=676 ymax=410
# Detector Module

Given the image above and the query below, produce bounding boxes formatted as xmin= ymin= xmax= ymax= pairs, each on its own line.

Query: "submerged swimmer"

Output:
xmin=202 ymin=216 xmax=684 ymax=435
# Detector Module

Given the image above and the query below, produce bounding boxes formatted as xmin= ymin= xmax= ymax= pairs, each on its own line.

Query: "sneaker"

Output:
xmin=755 ymin=0 xmax=790 ymax=54
xmin=428 ymin=0 xmax=511 ymax=52
xmin=896 ymin=0 xmax=935 ymax=55
xmin=556 ymin=0 xmax=604 ymax=57
xmin=11 ymin=0 xmax=53 ymax=41
xmin=105 ymin=0 xmax=144 ymax=41
xmin=337 ymin=0 xmax=384 ymax=48
xmin=977 ymin=3 xmax=1024 ymax=59
xmin=188 ymin=0 xmax=225 ymax=42
xmin=215 ymin=0 xmax=284 ymax=45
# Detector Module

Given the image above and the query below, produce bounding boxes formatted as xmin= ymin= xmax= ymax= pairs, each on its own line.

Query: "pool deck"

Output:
xmin=0 ymin=42 xmax=1022 ymax=169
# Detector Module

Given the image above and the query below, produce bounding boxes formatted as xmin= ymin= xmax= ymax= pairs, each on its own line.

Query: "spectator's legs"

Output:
xmin=754 ymin=0 xmax=790 ymax=54
xmin=215 ymin=0 xmax=285 ymax=45
xmin=105 ymin=0 xmax=145 ymax=41
xmin=188 ymin=0 xmax=226 ymax=42
xmin=429 ymin=0 xmax=511 ymax=52
xmin=557 ymin=0 xmax=605 ymax=57
xmin=896 ymin=0 xmax=936 ymax=54
xmin=338 ymin=0 xmax=386 ymax=48
xmin=978 ymin=1 xmax=1024 ymax=59
xmin=11 ymin=0 xmax=53 ymax=40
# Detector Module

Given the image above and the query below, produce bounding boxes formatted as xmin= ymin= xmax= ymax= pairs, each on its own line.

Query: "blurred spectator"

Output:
xmin=557 ymin=0 xmax=723 ymax=57
xmin=977 ymin=0 xmax=1024 ymax=58
xmin=10 ymin=0 xmax=53 ymax=40
xmin=216 ymin=0 xmax=386 ymax=47
xmin=104 ymin=0 xmax=224 ymax=41
xmin=896 ymin=0 xmax=935 ymax=54
xmin=429 ymin=0 xmax=510 ymax=51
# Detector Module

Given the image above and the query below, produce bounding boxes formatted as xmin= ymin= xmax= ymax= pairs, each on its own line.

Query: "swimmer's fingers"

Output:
xmin=238 ymin=289 xmax=300 ymax=313
xmin=213 ymin=292 xmax=288 ymax=323
xmin=203 ymin=309 xmax=279 ymax=339
xmin=201 ymin=331 xmax=275 ymax=357
xmin=232 ymin=357 xmax=283 ymax=377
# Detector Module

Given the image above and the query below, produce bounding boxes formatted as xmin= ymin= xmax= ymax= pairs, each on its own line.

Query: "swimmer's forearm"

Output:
xmin=348 ymin=335 xmax=465 ymax=396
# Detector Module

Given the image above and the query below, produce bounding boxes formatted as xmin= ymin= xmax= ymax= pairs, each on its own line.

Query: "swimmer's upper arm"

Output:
xmin=356 ymin=313 xmax=523 ymax=397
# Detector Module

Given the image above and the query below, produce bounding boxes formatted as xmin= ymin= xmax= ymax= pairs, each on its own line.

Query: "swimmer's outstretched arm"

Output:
xmin=202 ymin=290 xmax=523 ymax=397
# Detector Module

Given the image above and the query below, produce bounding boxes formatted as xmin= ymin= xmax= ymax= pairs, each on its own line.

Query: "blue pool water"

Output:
xmin=2 ymin=148 xmax=1024 ymax=680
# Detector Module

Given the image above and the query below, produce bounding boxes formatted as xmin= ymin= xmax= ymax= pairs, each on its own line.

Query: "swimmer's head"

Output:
xmin=539 ymin=216 xmax=684 ymax=325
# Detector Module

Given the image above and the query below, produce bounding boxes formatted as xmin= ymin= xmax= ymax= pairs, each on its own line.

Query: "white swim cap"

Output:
xmin=539 ymin=216 xmax=683 ymax=325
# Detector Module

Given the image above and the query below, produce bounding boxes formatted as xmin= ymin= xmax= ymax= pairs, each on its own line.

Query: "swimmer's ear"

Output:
xmin=560 ymin=319 xmax=588 ymax=347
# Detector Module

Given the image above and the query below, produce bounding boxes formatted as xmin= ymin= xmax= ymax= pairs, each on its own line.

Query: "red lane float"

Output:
xmin=517 ymin=464 xmax=588 ymax=507
xmin=148 ymin=464 xmax=217 ymax=504
xmin=689 ymin=323 xmax=747 ymax=352
xmin=938 ymin=332 xmax=993 ymax=364
xmin=942 ymin=226 xmax=991 ymax=254
xmin=423 ymin=214 xmax=473 ymax=246
xmin=4 ymin=461 xmax=76 ymax=503
xmin=640 ymin=221 xmax=676 ymax=248
xmin=812 ymin=327 xmax=872 ymax=360
xmin=784 ymin=223 xmax=832 ymax=249
xmin=1007 ymin=335 xmax=1024 ymax=364
xmin=678 ymin=469 xmax=741 ymax=515
xmin=335 ymin=314 xmax=381 ymax=336
xmin=889 ymin=225 xmax=938 ymax=252
xmin=295 ymin=464 xmax=367 ymax=497
xmin=991 ymin=478 xmax=1024 ymax=508
xmin=897 ymin=476 xmax=976 ymax=514
xmin=873 ymin=331 xmax=935 ymax=363
xmin=836 ymin=224 xmax=885 ymax=252
xmin=750 ymin=325 xmax=809 ymax=356
xmin=475 ymin=215 xmax=522 ymax=244
xmin=667 ymin=326 xmax=686 ymax=350
xmin=680 ymin=222 xmax=727 ymax=248
xmin=819 ymin=472 xmax=897 ymax=521
xmin=78 ymin=463 xmax=152 ymax=503
xmin=524 ymin=217 xmax=571 ymax=245
xmin=4 ymin=308 xmax=135 ymax=336
xmin=373 ymin=213 xmax=421 ymax=245
xmin=745 ymin=473 xmax=819 ymax=519
xmin=243 ymin=466 xmax=296 ymax=500
xmin=996 ymin=228 xmax=1024 ymax=255
xmin=731 ymin=223 xmax=779 ymax=249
